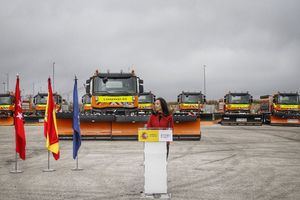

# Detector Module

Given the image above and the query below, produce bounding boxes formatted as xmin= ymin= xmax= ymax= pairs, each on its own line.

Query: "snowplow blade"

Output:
xmin=57 ymin=112 xmax=114 ymax=138
xmin=173 ymin=115 xmax=201 ymax=140
xmin=270 ymin=115 xmax=300 ymax=126
xmin=111 ymin=115 xmax=149 ymax=139
xmin=56 ymin=113 xmax=148 ymax=139
xmin=56 ymin=112 xmax=201 ymax=140
xmin=0 ymin=117 xmax=14 ymax=126
xmin=111 ymin=115 xmax=201 ymax=140
xmin=57 ymin=118 xmax=112 ymax=138
xmin=111 ymin=122 xmax=145 ymax=139
xmin=221 ymin=113 xmax=262 ymax=126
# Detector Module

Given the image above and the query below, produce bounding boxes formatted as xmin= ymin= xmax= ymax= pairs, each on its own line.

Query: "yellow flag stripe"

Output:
xmin=49 ymin=109 xmax=59 ymax=154
xmin=45 ymin=92 xmax=59 ymax=154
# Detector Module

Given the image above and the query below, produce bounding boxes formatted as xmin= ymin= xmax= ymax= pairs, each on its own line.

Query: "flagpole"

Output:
xmin=76 ymin=155 xmax=78 ymax=168
xmin=72 ymin=153 xmax=83 ymax=171
xmin=15 ymin=152 xmax=18 ymax=170
xmin=10 ymin=152 xmax=23 ymax=173
xmin=48 ymin=150 xmax=50 ymax=169
xmin=43 ymin=150 xmax=55 ymax=172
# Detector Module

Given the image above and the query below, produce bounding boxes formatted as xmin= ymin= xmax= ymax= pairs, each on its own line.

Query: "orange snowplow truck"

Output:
xmin=177 ymin=92 xmax=206 ymax=115
xmin=221 ymin=92 xmax=262 ymax=125
xmin=260 ymin=92 xmax=300 ymax=126
xmin=82 ymin=93 xmax=92 ymax=113
xmin=57 ymin=70 xmax=201 ymax=140
xmin=33 ymin=92 xmax=62 ymax=116
xmin=21 ymin=97 xmax=34 ymax=116
xmin=0 ymin=92 xmax=15 ymax=126
xmin=138 ymin=92 xmax=155 ymax=115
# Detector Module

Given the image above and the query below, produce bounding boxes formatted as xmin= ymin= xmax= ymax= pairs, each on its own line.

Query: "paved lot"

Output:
xmin=0 ymin=125 xmax=300 ymax=200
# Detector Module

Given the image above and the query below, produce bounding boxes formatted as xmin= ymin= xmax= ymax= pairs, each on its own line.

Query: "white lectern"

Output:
xmin=138 ymin=128 xmax=172 ymax=199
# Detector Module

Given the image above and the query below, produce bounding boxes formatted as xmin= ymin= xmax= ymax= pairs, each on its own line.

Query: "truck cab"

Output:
xmin=224 ymin=92 xmax=253 ymax=114
xmin=221 ymin=92 xmax=261 ymax=125
xmin=33 ymin=93 xmax=62 ymax=116
xmin=138 ymin=92 xmax=155 ymax=114
xmin=272 ymin=93 xmax=300 ymax=113
xmin=177 ymin=92 xmax=206 ymax=115
xmin=0 ymin=93 xmax=15 ymax=118
xmin=85 ymin=70 xmax=144 ymax=115
xmin=260 ymin=92 xmax=299 ymax=125
xmin=82 ymin=93 xmax=92 ymax=113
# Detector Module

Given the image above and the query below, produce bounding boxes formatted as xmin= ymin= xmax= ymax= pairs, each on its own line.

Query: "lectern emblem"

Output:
xmin=142 ymin=132 xmax=148 ymax=139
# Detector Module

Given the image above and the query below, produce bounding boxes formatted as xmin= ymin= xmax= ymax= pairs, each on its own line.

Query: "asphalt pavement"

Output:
xmin=0 ymin=125 xmax=299 ymax=200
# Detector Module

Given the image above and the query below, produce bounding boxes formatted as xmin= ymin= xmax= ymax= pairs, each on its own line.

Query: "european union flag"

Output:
xmin=72 ymin=77 xmax=81 ymax=159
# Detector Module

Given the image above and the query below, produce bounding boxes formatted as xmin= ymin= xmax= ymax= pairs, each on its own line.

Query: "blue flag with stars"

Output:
xmin=72 ymin=77 xmax=81 ymax=159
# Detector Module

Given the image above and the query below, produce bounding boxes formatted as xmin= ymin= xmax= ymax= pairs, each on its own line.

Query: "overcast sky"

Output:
xmin=0 ymin=0 xmax=299 ymax=101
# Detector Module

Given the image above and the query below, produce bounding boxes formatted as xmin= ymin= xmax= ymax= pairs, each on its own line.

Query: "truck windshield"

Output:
xmin=182 ymin=95 xmax=203 ymax=103
xmin=82 ymin=95 xmax=91 ymax=104
xmin=93 ymin=77 xmax=137 ymax=94
xmin=35 ymin=96 xmax=47 ymax=104
xmin=277 ymin=95 xmax=299 ymax=104
xmin=139 ymin=95 xmax=153 ymax=103
xmin=35 ymin=95 xmax=61 ymax=104
xmin=0 ymin=96 xmax=12 ymax=105
xmin=228 ymin=95 xmax=250 ymax=104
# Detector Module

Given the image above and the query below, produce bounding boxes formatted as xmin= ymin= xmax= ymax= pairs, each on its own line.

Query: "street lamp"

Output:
xmin=32 ymin=82 xmax=35 ymax=96
xmin=6 ymin=73 xmax=9 ymax=92
xmin=2 ymin=82 xmax=6 ymax=93
xmin=203 ymin=65 xmax=206 ymax=96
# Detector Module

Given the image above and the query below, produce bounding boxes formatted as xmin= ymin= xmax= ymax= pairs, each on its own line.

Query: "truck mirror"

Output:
xmin=85 ymin=81 xmax=90 ymax=94
xmin=102 ymin=77 xmax=108 ymax=84
xmin=86 ymin=86 xmax=90 ymax=94
xmin=139 ymin=85 xmax=144 ymax=93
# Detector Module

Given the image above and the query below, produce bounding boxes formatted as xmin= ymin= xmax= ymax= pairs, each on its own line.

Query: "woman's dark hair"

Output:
xmin=156 ymin=97 xmax=170 ymax=116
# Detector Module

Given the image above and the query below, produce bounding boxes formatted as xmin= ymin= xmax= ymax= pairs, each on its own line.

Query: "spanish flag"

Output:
xmin=44 ymin=78 xmax=60 ymax=160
